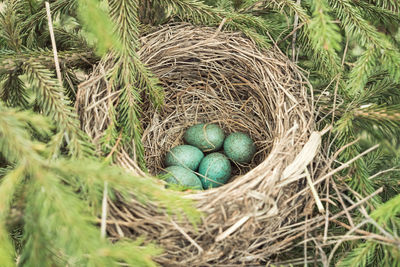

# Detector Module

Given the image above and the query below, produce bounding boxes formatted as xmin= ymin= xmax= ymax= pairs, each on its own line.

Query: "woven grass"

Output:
xmin=77 ymin=24 xmax=332 ymax=266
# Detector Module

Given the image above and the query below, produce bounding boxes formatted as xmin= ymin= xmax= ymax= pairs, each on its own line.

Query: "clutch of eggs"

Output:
xmin=162 ymin=123 xmax=256 ymax=190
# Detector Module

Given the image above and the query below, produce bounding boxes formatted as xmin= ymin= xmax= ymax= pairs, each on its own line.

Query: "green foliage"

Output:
xmin=371 ymin=193 xmax=400 ymax=225
xmin=0 ymin=166 xmax=24 ymax=267
xmin=24 ymin=59 xmax=93 ymax=158
xmin=338 ymin=242 xmax=378 ymax=267
xmin=1 ymin=0 xmax=400 ymax=265
xmin=0 ymin=104 xmax=199 ymax=266
xmin=77 ymin=0 xmax=121 ymax=55
xmin=156 ymin=0 xmax=272 ymax=47
xmin=0 ymin=1 xmax=207 ymax=265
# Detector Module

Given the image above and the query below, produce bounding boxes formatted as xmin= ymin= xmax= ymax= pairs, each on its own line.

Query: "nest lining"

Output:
xmin=77 ymin=24 xmax=324 ymax=266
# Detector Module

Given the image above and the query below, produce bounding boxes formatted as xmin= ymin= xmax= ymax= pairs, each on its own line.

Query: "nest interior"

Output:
xmin=77 ymin=24 xmax=324 ymax=266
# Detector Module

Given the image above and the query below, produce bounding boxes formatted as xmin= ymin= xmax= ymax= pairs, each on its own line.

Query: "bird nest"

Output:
xmin=77 ymin=24 xmax=329 ymax=266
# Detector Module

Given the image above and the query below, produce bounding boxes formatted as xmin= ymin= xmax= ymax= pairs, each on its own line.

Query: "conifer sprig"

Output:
xmin=371 ymin=0 xmax=400 ymax=13
xmin=0 ymin=49 xmax=97 ymax=75
xmin=24 ymin=59 xmax=93 ymax=158
xmin=329 ymin=0 xmax=386 ymax=47
xmin=0 ymin=74 xmax=29 ymax=108
xmin=108 ymin=0 xmax=164 ymax=108
xmin=268 ymin=0 xmax=310 ymax=22
xmin=23 ymin=0 xmax=78 ymax=48
xmin=0 ymin=105 xmax=199 ymax=266
xmin=305 ymin=0 xmax=341 ymax=76
xmin=155 ymin=0 xmax=272 ymax=47
xmin=0 ymin=166 xmax=24 ymax=267
xmin=346 ymin=45 xmax=378 ymax=96
xmin=353 ymin=1 xmax=400 ymax=27
xmin=107 ymin=0 xmax=145 ymax=165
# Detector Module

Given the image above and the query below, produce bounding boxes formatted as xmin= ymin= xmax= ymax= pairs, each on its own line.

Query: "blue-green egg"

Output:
xmin=198 ymin=152 xmax=231 ymax=189
xmin=162 ymin=166 xmax=203 ymax=190
xmin=224 ymin=132 xmax=256 ymax=164
xmin=165 ymin=145 xmax=204 ymax=170
xmin=184 ymin=123 xmax=225 ymax=152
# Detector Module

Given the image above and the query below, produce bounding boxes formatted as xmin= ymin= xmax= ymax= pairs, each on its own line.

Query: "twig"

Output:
xmin=330 ymin=187 xmax=383 ymax=221
xmin=278 ymin=21 xmax=307 ymax=44
xmin=332 ymin=180 xmax=355 ymax=228
xmin=327 ymin=220 xmax=369 ymax=265
xmin=292 ymin=0 xmax=301 ymax=62
xmin=368 ymin=167 xmax=400 ymax=180
xmin=170 ymin=219 xmax=204 ymax=254
xmin=101 ymin=181 xmax=108 ymax=238
xmin=105 ymin=131 xmax=123 ymax=161
xmin=323 ymin=177 xmax=330 ymax=244
xmin=331 ymin=219 xmax=397 ymax=244
xmin=311 ymin=238 xmax=328 ymax=266
xmin=342 ymin=192 xmax=400 ymax=247
xmin=285 ymin=144 xmax=379 ymax=204
xmin=284 ymin=187 xmax=383 ymax=246
xmin=304 ymin=215 xmax=308 ymax=267
xmin=45 ymin=2 xmax=62 ymax=85
xmin=330 ymin=37 xmax=349 ymax=128
xmin=305 ymin=168 xmax=324 ymax=213
xmin=215 ymin=215 xmax=251 ymax=242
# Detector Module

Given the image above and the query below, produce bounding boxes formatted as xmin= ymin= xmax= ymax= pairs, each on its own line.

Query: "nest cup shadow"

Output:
xmin=77 ymin=23 xmax=324 ymax=266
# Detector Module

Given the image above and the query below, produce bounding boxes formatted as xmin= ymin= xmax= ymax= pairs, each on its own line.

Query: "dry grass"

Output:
xmin=76 ymin=24 xmax=374 ymax=266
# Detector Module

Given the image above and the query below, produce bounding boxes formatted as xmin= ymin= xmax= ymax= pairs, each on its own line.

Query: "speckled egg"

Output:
xmin=162 ymin=166 xmax=203 ymax=190
xmin=183 ymin=123 xmax=225 ymax=152
xmin=165 ymin=145 xmax=204 ymax=170
xmin=198 ymin=152 xmax=231 ymax=189
xmin=224 ymin=132 xmax=256 ymax=164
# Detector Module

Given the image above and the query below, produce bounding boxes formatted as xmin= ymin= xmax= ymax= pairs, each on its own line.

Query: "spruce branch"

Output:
xmin=266 ymin=0 xmax=310 ymax=22
xmin=77 ymin=0 xmax=121 ymax=55
xmin=379 ymin=49 xmax=400 ymax=83
xmin=329 ymin=0 xmax=392 ymax=48
xmin=0 ymin=105 xmax=198 ymax=266
xmin=54 ymin=159 xmax=201 ymax=222
xmin=20 ymin=170 xmax=159 ymax=266
xmin=47 ymin=27 xmax=90 ymax=51
xmin=0 ymin=166 xmax=25 ymax=267
xmin=0 ymin=105 xmax=47 ymax=164
xmin=0 ymin=49 xmax=98 ymax=76
xmin=0 ymin=73 xmax=29 ymax=108
xmin=0 ymin=222 xmax=14 ymax=267
xmin=155 ymin=0 xmax=272 ymax=47
xmin=337 ymin=241 xmax=377 ymax=267
xmin=23 ymin=0 xmax=78 ymax=47
xmin=308 ymin=0 xmax=342 ymax=55
xmin=61 ymin=68 xmax=81 ymax=101
xmin=332 ymin=122 xmax=380 ymax=200
xmin=107 ymin=0 xmax=163 ymax=166
xmin=325 ymin=0 xmax=400 ymax=94
xmin=370 ymin=0 xmax=400 ymax=13
xmin=360 ymin=77 xmax=400 ymax=105
xmin=303 ymin=0 xmax=341 ymax=77
xmin=371 ymin=193 xmax=400 ymax=227
xmin=0 ymin=0 xmax=24 ymax=51
xmin=354 ymin=1 xmax=400 ymax=27
xmin=108 ymin=0 xmax=164 ymax=107
xmin=23 ymin=59 xmax=93 ymax=158
xmin=346 ymin=45 xmax=378 ymax=96
xmin=354 ymin=105 xmax=400 ymax=123
xmin=113 ymin=72 xmax=145 ymax=165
